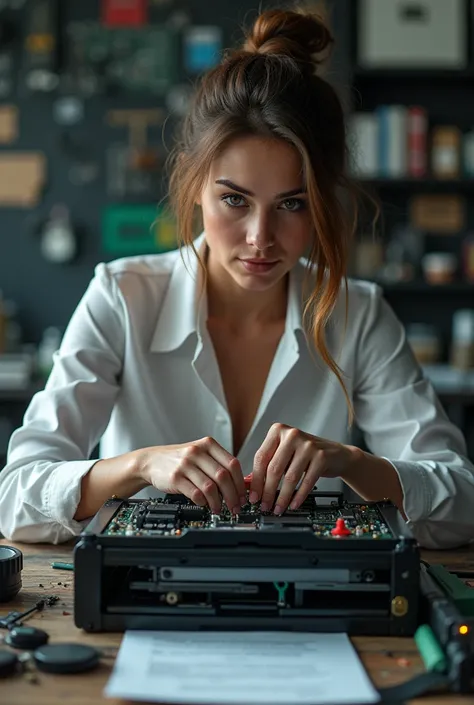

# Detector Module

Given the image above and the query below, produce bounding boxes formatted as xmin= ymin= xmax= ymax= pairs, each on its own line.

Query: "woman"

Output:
xmin=1 ymin=8 xmax=473 ymax=548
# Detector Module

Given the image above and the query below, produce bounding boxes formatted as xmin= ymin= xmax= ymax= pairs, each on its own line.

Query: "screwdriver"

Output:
xmin=0 ymin=597 xmax=58 ymax=629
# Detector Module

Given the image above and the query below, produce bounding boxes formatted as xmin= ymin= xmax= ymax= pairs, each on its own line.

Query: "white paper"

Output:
xmin=105 ymin=631 xmax=379 ymax=705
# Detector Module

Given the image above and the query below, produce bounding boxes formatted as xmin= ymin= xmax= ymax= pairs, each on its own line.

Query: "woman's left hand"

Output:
xmin=249 ymin=423 xmax=356 ymax=514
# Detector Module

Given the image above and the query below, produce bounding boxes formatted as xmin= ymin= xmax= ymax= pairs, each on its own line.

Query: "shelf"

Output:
xmin=353 ymin=67 xmax=474 ymax=81
xmin=359 ymin=178 xmax=474 ymax=191
xmin=371 ymin=280 xmax=474 ymax=294
xmin=0 ymin=382 xmax=43 ymax=403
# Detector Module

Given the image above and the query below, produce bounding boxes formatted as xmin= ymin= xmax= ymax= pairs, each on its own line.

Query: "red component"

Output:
xmin=102 ymin=0 xmax=147 ymax=27
xmin=244 ymin=473 xmax=253 ymax=487
xmin=331 ymin=518 xmax=351 ymax=537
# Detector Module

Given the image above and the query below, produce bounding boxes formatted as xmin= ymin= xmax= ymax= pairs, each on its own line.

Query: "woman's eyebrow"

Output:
xmin=215 ymin=179 xmax=306 ymax=199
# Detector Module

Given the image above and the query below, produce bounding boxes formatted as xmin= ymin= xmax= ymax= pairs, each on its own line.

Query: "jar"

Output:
xmin=421 ymin=252 xmax=457 ymax=284
xmin=450 ymin=310 xmax=474 ymax=370
xmin=406 ymin=323 xmax=441 ymax=364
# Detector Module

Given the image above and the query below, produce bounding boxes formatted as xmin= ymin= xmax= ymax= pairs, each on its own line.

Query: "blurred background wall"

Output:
xmin=0 ymin=0 xmax=472 ymax=462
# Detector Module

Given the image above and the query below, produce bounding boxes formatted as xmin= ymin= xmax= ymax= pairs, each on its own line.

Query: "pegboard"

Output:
xmin=0 ymin=0 xmax=292 ymax=342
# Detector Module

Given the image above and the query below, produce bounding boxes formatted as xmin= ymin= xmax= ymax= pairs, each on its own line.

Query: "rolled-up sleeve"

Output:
xmin=0 ymin=264 xmax=124 ymax=544
xmin=353 ymin=284 xmax=474 ymax=549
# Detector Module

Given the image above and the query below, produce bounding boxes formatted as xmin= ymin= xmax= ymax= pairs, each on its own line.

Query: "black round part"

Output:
xmin=0 ymin=649 xmax=18 ymax=678
xmin=0 ymin=546 xmax=23 ymax=603
xmin=33 ymin=643 xmax=100 ymax=674
xmin=6 ymin=626 xmax=49 ymax=650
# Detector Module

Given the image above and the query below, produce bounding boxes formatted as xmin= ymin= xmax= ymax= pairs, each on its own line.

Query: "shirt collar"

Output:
xmin=150 ymin=233 xmax=305 ymax=353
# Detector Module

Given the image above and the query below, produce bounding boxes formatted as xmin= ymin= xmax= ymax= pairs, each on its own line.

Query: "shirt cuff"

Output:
xmin=382 ymin=458 xmax=432 ymax=523
xmin=45 ymin=460 xmax=99 ymax=535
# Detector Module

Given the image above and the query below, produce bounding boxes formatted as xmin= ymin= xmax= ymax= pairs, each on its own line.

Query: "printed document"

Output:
xmin=105 ymin=631 xmax=379 ymax=704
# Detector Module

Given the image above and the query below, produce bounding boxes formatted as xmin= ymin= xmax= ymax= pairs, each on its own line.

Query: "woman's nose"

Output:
xmin=246 ymin=212 xmax=275 ymax=251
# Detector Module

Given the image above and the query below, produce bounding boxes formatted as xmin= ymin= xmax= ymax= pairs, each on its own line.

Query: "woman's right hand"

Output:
xmin=137 ymin=437 xmax=247 ymax=514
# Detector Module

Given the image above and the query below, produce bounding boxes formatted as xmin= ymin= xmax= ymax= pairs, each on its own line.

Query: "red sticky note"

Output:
xmin=102 ymin=0 xmax=147 ymax=27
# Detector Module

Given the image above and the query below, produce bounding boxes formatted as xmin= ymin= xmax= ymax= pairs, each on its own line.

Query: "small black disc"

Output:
xmin=5 ymin=626 xmax=49 ymax=650
xmin=0 ymin=649 xmax=18 ymax=677
xmin=33 ymin=643 xmax=100 ymax=674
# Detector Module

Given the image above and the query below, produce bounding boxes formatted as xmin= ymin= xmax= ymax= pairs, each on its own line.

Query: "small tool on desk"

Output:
xmin=0 ymin=599 xmax=45 ymax=629
xmin=51 ymin=562 xmax=74 ymax=571
xmin=0 ymin=596 xmax=59 ymax=629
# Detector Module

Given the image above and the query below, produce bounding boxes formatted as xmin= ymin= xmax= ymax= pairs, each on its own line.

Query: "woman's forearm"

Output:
xmin=342 ymin=446 xmax=407 ymax=519
xmin=74 ymin=450 xmax=149 ymax=521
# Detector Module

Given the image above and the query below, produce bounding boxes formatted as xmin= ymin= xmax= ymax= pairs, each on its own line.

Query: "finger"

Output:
xmin=183 ymin=464 xmax=222 ymax=513
xmin=288 ymin=455 xmax=323 ymax=509
xmin=251 ymin=425 xmax=282 ymax=503
xmin=174 ymin=477 xmax=208 ymax=507
xmin=260 ymin=442 xmax=295 ymax=512
xmin=195 ymin=448 xmax=242 ymax=513
xmin=205 ymin=438 xmax=246 ymax=506
xmin=274 ymin=453 xmax=309 ymax=514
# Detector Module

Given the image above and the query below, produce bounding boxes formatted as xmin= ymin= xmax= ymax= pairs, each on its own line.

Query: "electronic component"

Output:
xmin=102 ymin=0 xmax=148 ymax=28
xmin=102 ymin=204 xmax=176 ymax=256
xmin=24 ymin=0 xmax=59 ymax=92
xmin=65 ymin=22 xmax=179 ymax=95
xmin=39 ymin=204 xmax=77 ymax=264
xmin=74 ymin=491 xmax=419 ymax=635
xmin=419 ymin=563 xmax=474 ymax=693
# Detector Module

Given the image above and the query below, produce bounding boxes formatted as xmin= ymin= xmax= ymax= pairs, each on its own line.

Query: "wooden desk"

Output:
xmin=2 ymin=541 xmax=474 ymax=705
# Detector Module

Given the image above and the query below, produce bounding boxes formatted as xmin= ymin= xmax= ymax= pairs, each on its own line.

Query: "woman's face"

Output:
xmin=199 ymin=135 xmax=313 ymax=292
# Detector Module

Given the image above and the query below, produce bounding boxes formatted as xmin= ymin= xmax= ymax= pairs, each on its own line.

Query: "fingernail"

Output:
xmin=249 ymin=491 xmax=258 ymax=504
xmin=240 ymin=496 xmax=247 ymax=506
xmin=274 ymin=505 xmax=282 ymax=515
xmin=260 ymin=502 xmax=269 ymax=512
xmin=289 ymin=501 xmax=298 ymax=510
xmin=233 ymin=506 xmax=240 ymax=515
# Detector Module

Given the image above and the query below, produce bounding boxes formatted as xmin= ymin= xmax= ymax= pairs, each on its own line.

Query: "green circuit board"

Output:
xmin=103 ymin=493 xmax=394 ymax=540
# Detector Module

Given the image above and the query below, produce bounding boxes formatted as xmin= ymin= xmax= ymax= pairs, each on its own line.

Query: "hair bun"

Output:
xmin=243 ymin=9 xmax=333 ymax=73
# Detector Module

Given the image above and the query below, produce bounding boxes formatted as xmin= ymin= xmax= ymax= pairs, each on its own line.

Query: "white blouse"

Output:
xmin=1 ymin=236 xmax=473 ymax=547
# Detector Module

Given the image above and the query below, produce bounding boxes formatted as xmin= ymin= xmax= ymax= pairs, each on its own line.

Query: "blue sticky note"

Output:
xmin=184 ymin=26 xmax=222 ymax=73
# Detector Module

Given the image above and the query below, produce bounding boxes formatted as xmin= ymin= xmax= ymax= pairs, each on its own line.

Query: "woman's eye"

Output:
xmin=280 ymin=198 xmax=305 ymax=211
xmin=221 ymin=194 xmax=247 ymax=208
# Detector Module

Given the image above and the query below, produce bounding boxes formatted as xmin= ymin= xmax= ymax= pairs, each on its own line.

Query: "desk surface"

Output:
xmin=1 ymin=541 xmax=474 ymax=705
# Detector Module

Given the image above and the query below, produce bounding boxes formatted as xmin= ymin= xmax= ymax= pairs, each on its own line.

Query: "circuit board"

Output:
xmin=103 ymin=493 xmax=393 ymax=540
xmin=66 ymin=22 xmax=179 ymax=94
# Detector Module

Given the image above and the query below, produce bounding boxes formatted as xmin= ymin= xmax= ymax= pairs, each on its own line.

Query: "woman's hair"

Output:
xmin=168 ymin=6 xmax=359 ymax=420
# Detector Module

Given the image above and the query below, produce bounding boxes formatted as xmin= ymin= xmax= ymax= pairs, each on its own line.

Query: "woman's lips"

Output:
xmin=239 ymin=259 xmax=279 ymax=274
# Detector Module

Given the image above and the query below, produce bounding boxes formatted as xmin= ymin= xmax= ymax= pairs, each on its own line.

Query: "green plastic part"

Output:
xmin=414 ymin=624 xmax=447 ymax=673
xmin=428 ymin=564 xmax=474 ymax=616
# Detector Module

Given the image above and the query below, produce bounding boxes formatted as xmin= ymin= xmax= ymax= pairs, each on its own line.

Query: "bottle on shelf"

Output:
xmin=421 ymin=252 xmax=457 ymax=285
xmin=450 ymin=310 xmax=474 ymax=370
xmin=431 ymin=126 xmax=461 ymax=179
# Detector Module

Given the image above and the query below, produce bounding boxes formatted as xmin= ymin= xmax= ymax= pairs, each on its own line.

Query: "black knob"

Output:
xmin=0 ymin=546 xmax=23 ymax=603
